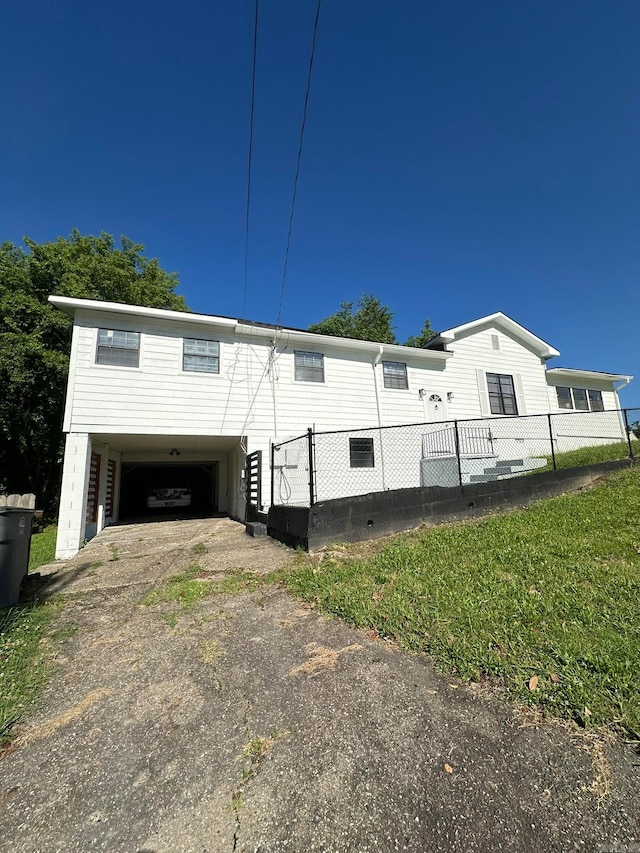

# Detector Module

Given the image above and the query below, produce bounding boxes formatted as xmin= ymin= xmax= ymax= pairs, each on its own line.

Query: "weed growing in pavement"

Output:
xmin=107 ymin=544 xmax=119 ymax=562
xmin=140 ymin=566 xmax=280 ymax=612
xmin=193 ymin=541 xmax=207 ymax=555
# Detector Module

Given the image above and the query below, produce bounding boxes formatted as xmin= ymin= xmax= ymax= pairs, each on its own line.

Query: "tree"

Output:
xmin=0 ymin=231 xmax=187 ymax=516
xmin=404 ymin=319 xmax=436 ymax=349
xmin=308 ymin=293 xmax=435 ymax=347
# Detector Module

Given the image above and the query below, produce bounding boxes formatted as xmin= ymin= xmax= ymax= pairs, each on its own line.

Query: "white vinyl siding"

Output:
xmin=382 ymin=361 xmax=408 ymax=389
xmin=295 ymin=351 xmax=324 ymax=383
xmin=183 ymin=338 xmax=220 ymax=373
xmin=96 ymin=329 xmax=140 ymax=367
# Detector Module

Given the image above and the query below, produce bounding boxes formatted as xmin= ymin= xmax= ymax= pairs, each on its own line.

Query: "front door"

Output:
xmin=427 ymin=394 xmax=446 ymax=422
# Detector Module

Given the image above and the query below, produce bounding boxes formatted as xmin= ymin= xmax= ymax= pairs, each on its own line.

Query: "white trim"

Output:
xmin=546 ymin=368 xmax=632 ymax=385
xmin=476 ymin=368 xmax=490 ymax=416
xmin=514 ymin=373 xmax=527 ymax=416
xmin=48 ymin=296 xmax=452 ymax=364
xmin=430 ymin=312 xmax=560 ymax=359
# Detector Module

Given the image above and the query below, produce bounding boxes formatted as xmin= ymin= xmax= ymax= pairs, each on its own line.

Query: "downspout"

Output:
xmin=614 ymin=377 xmax=632 ymax=441
xmin=372 ymin=346 xmax=387 ymax=490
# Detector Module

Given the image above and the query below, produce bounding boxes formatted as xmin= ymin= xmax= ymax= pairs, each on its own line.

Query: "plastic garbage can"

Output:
xmin=0 ymin=508 xmax=36 ymax=608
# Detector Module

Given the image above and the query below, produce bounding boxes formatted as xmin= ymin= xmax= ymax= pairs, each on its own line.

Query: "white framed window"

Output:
xmin=295 ymin=351 xmax=324 ymax=383
xmin=382 ymin=361 xmax=408 ymax=390
xmin=96 ymin=329 xmax=140 ymax=367
xmin=349 ymin=437 xmax=375 ymax=468
xmin=556 ymin=386 xmax=604 ymax=412
xmin=183 ymin=338 xmax=220 ymax=373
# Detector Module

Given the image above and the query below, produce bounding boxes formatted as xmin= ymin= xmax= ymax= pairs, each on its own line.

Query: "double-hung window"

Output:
xmin=183 ymin=338 xmax=220 ymax=373
xmin=382 ymin=361 xmax=408 ymax=389
xmin=96 ymin=329 xmax=140 ymax=367
xmin=295 ymin=351 xmax=324 ymax=383
xmin=486 ymin=373 xmax=518 ymax=415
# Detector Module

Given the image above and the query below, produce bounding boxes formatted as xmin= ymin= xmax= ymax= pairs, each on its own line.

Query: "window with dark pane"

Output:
xmin=349 ymin=437 xmax=375 ymax=468
xmin=183 ymin=338 xmax=220 ymax=373
xmin=486 ymin=373 xmax=518 ymax=415
xmin=382 ymin=361 xmax=408 ymax=389
xmin=295 ymin=350 xmax=324 ymax=382
xmin=96 ymin=329 xmax=140 ymax=367
xmin=572 ymin=388 xmax=589 ymax=411
xmin=556 ymin=386 xmax=573 ymax=410
xmin=588 ymin=389 xmax=604 ymax=412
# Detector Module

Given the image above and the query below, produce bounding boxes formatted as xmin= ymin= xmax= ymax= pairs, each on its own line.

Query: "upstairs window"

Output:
xmin=295 ymin=351 xmax=324 ymax=383
xmin=183 ymin=338 xmax=220 ymax=373
xmin=349 ymin=437 xmax=375 ymax=468
xmin=486 ymin=372 xmax=518 ymax=416
xmin=556 ymin=386 xmax=604 ymax=412
xmin=96 ymin=329 xmax=140 ymax=367
xmin=382 ymin=361 xmax=408 ymax=389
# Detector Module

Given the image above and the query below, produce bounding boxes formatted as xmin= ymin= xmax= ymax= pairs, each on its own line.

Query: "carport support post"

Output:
xmin=623 ymin=409 xmax=634 ymax=459
xmin=307 ymin=428 xmax=316 ymax=506
xmin=547 ymin=414 xmax=557 ymax=470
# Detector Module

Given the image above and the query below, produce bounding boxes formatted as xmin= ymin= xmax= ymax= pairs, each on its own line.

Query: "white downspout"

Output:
xmin=614 ymin=377 xmax=632 ymax=440
xmin=372 ymin=346 xmax=386 ymax=490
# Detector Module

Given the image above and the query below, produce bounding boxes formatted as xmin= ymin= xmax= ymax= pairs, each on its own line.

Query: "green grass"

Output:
xmin=284 ymin=468 xmax=640 ymax=738
xmin=140 ymin=565 xmax=273 ymax=610
xmin=533 ymin=440 xmax=633 ymax=473
xmin=28 ymin=526 xmax=57 ymax=572
xmin=0 ymin=599 xmax=65 ymax=744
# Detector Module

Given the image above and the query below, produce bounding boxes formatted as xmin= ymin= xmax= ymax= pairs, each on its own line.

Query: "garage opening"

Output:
xmin=119 ymin=463 xmax=218 ymax=521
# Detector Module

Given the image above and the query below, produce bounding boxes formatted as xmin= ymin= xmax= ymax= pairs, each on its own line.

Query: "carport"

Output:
xmin=86 ymin=433 xmax=245 ymax=533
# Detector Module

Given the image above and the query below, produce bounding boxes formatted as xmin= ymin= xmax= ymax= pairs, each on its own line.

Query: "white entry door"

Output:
xmin=427 ymin=394 xmax=446 ymax=422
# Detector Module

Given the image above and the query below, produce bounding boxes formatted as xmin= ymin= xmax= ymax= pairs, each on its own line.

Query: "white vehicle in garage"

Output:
xmin=146 ymin=487 xmax=192 ymax=510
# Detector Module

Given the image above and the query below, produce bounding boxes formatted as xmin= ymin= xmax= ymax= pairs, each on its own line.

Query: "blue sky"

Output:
xmin=2 ymin=1 xmax=639 ymax=406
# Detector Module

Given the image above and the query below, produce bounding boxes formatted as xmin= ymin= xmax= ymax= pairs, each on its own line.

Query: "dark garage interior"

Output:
xmin=119 ymin=463 xmax=217 ymax=520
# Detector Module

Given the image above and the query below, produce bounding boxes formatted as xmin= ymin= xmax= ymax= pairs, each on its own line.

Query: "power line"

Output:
xmin=276 ymin=0 xmax=322 ymax=326
xmin=242 ymin=0 xmax=260 ymax=316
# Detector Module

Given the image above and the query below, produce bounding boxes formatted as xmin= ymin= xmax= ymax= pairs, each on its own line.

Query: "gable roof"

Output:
xmin=426 ymin=312 xmax=560 ymax=360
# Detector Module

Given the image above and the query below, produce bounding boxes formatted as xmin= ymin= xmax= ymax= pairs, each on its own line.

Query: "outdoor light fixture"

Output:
xmin=447 ymin=392 xmax=454 ymax=401
xmin=418 ymin=389 xmax=427 ymax=398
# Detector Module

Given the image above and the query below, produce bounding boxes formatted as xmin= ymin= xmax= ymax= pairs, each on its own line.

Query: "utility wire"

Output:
xmin=242 ymin=0 xmax=260 ymax=316
xmin=276 ymin=0 xmax=322 ymax=326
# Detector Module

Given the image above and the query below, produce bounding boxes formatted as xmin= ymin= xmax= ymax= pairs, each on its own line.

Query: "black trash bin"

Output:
xmin=0 ymin=508 xmax=36 ymax=608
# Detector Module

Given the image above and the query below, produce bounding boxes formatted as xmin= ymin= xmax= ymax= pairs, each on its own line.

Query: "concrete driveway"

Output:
xmin=1 ymin=517 xmax=638 ymax=852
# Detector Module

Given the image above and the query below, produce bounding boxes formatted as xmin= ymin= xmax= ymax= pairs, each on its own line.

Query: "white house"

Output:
xmin=50 ymin=296 xmax=632 ymax=558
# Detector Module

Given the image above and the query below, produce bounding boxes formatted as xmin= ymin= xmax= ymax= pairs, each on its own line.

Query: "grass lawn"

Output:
xmin=1 ymin=526 xmax=63 ymax=745
xmin=533 ymin=439 xmax=635 ymax=473
xmin=29 ymin=525 xmax=57 ymax=572
xmin=285 ymin=467 xmax=640 ymax=738
xmin=0 ymin=599 xmax=65 ymax=745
